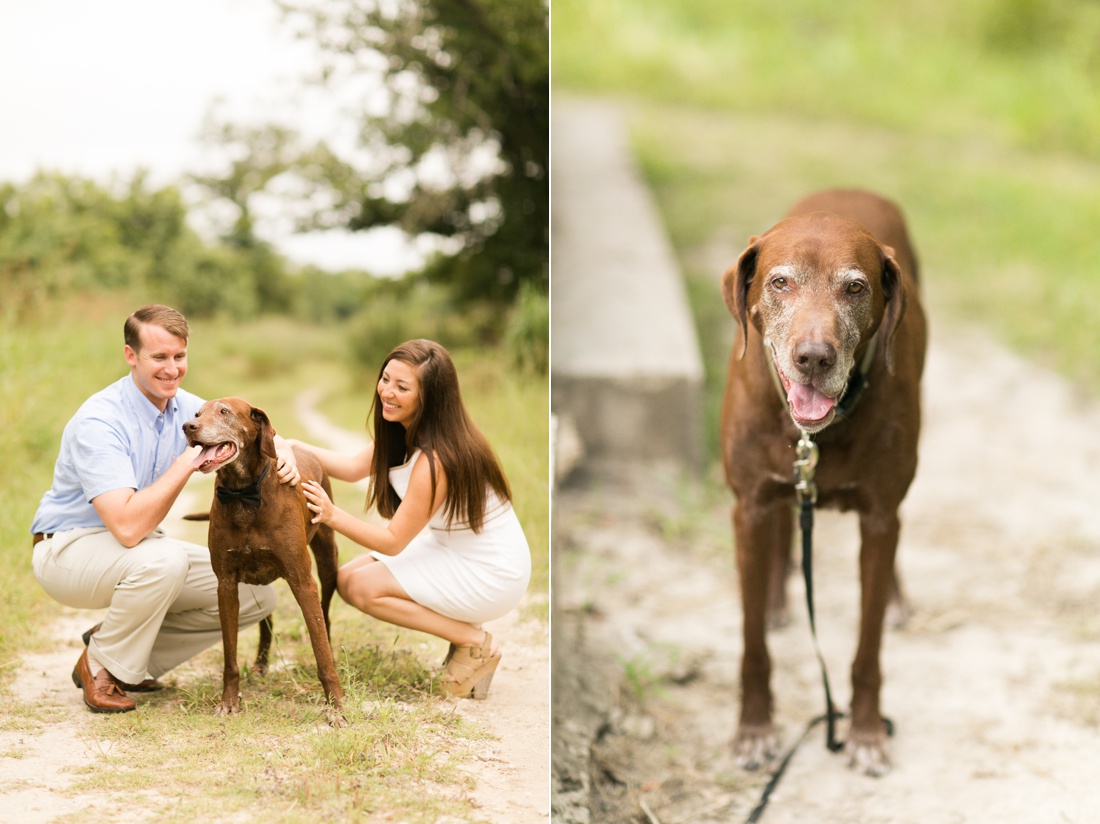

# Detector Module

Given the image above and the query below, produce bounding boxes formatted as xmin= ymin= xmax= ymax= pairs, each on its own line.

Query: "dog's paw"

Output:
xmin=886 ymin=597 xmax=912 ymax=630
xmin=326 ymin=707 xmax=349 ymax=728
xmin=765 ymin=603 xmax=790 ymax=630
xmin=733 ymin=724 xmax=779 ymax=771
xmin=214 ymin=702 xmax=241 ymax=717
xmin=845 ymin=731 xmax=891 ymax=777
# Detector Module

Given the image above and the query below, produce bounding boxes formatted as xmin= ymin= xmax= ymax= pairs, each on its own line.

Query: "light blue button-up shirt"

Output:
xmin=31 ymin=375 xmax=205 ymax=535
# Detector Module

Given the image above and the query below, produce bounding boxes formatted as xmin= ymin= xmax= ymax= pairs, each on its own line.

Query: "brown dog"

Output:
xmin=720 ymin=189 xmax=926 ymax=775
xmin=182 ymin=397 xmax=345 ymax=726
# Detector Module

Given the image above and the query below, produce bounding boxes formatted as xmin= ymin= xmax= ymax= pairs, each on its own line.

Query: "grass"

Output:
xmin=552 ymin=0 xmax=1100 ymax=464
xmin=553 ymin=0 xmax=1100 ymax=160
xmin=46 ymin=629 xmax=486 ymax=824
xmin=0 ymin=292 xmax=547 ymax=821
xmin=0 ymin=296 xmax=131 ymax=659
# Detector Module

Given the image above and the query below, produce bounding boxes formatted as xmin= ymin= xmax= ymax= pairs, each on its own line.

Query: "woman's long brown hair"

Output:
xmin=367 ymin=340 xmax=511 ymax=533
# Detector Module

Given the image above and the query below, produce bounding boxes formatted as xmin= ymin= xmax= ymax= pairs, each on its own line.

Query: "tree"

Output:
xmin=0 ymin=171 xmax=295 ymax=320
xmin=201 ymin=0 xmax=548 ymax=305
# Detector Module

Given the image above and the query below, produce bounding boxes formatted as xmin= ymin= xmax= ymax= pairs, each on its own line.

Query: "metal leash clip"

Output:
xmin=794 ymin=431 xmax=819 ymax=505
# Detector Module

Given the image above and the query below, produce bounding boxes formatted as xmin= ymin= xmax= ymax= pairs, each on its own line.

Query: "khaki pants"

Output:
xmin=32 ymin=527 xmax=277 ymax=685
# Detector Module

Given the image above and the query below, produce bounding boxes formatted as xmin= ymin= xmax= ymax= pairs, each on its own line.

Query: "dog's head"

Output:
xmin=721 ymin=211 xmax=907 ymax=433
xmin=182 ymin=397 xmax=276 ymax=474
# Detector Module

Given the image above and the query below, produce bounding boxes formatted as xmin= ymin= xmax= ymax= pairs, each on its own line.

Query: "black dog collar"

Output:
xmin=215 ymin=462 xmax=270 ymax=508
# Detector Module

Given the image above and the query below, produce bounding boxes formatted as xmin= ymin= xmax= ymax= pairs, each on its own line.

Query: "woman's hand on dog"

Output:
xmin=302 ymin=479 xmax=334 ymax=525
xmin=275 ymin=446 xmax=301 ymax=486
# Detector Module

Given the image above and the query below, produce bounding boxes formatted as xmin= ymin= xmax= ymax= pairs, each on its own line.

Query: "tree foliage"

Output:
xmin=0 ymin=169 xmax=548 ymax=374
xmin=199 ymin=0 xmax=548 ymax=304
xmin=0 ymin=172 xmax=289 ymax=319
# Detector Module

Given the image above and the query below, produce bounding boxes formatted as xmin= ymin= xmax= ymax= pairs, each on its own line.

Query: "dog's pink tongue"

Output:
xmin=192 ymin=445 xmax=220 ymax=469
xmin=787 ymin=382 xmax=836 ymax=422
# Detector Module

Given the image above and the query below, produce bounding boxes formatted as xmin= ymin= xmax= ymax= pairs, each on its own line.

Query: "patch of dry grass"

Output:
xmin=54 ymin=594 xmax=490 ymax=823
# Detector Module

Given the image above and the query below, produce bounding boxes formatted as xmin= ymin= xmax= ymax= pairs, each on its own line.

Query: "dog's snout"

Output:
xmin=793 ymin=339 xmax=837 ymax=376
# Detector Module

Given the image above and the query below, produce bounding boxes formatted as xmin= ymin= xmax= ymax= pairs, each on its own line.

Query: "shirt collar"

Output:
xmin=123 ymin=374 xmax=179 ymax=427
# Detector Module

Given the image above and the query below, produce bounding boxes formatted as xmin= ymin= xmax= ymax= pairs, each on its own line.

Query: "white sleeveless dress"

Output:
xmin=370 ymin=449 xmax=532 ymax=624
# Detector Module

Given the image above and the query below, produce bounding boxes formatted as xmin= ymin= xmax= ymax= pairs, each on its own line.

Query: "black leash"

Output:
xmin=798 ymin=491 xmax=844 ymax=755
xmin=744 ymin=433 xmax=843 ymax=824
xmin=792 ymin=435 xmax=843 ymax=751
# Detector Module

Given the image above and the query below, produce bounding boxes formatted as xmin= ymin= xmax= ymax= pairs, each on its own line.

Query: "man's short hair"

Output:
xmin=124 ymin=305 xmax=190 ymax=352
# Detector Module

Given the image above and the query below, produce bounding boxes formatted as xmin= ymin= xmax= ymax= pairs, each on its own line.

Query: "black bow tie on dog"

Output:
xmin=215 ymin=462 xmax=270 ymax=508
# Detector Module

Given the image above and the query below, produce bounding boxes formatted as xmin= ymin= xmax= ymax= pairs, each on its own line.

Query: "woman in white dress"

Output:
xmin=297 ymin=339 xmax=531 ymax=699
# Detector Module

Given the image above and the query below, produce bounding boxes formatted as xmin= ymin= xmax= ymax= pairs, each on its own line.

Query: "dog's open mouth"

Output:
xmin=776 ymin=368 xmax=838 ymax=428
xmin=190 ymin=442 xmax=238 ymax=473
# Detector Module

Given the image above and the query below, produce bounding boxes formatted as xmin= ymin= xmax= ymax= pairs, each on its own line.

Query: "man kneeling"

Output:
xmin=30 ymin=304 xmax=300 ymax=713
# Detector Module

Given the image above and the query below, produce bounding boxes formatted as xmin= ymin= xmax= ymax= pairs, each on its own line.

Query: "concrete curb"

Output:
xmin=551 ymin=98 xmax=704 ymax=470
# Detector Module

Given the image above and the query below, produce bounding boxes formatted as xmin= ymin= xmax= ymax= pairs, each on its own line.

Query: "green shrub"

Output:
xmin=347 ymin=285 xmax=499 ymax=372
xmin=504 ymin=281 xmax=549 ymax=375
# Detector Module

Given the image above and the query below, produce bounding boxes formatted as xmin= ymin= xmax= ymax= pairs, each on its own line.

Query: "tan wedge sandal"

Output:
xmin=444 ymin=632 xmax=501 ymax=700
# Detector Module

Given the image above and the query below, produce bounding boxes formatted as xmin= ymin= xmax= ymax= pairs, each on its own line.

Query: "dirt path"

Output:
xmin=555 ymin=317 xmax=1100 ymax=823
xmin=0 ymin=391 xmax=548 ymax=824
xmin=1 ymin=612 xmax=144 ymax=824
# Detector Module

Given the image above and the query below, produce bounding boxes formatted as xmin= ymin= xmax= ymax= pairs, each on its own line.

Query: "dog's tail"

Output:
xmin=181 ymin=512 xmax=211 ymax=521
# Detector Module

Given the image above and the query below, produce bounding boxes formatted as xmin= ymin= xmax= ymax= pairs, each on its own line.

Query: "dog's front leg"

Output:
xmin=732 ymin=497 xmax=784 ymax=770
xmin=215 ymin=577 xmax=243 ymax=716
xmin=848 ymin=508 xmax=900 ymax=776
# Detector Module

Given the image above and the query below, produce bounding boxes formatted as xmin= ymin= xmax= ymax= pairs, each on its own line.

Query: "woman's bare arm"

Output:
xmin=285 ymin=439 xmax=374 ymax=483
xmin=301 ymin=452 xmax=445 ymax=555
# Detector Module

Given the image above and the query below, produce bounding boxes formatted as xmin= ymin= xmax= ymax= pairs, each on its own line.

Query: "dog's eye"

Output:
xmin=847 ymin=281 xmax=866 ymax=295
xmin=770 ymin=277 xmax=788 ymax=291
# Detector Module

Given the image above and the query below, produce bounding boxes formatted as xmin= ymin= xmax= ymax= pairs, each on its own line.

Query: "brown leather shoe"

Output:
xmin=71 ymin=648 xmax=135 ymax=713
xmin=81 ymin=623 xmax=163 ymax=692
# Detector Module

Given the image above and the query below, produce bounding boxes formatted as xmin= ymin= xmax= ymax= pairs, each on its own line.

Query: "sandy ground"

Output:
xmin=554 ymin=317 xmax=1100 ymax=823
xmin=0 ymin=391 xmax=549 ymax=823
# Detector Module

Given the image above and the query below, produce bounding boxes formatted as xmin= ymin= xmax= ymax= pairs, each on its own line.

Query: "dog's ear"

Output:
xmin=879 ymin=247 xmax=908 ymax=373
xmin=721 ymin=237 xmax=760 ymax=360
xmin=250 ymin=406 xmax=278 ymax=459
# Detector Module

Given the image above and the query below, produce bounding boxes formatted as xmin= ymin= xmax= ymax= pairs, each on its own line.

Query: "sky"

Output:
xmin=0 ymin=0 xmax=420 ymax=274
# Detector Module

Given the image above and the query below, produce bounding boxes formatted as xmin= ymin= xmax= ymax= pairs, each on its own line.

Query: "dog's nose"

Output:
xmin=793 ymin=340 xmax=837 ymax=376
